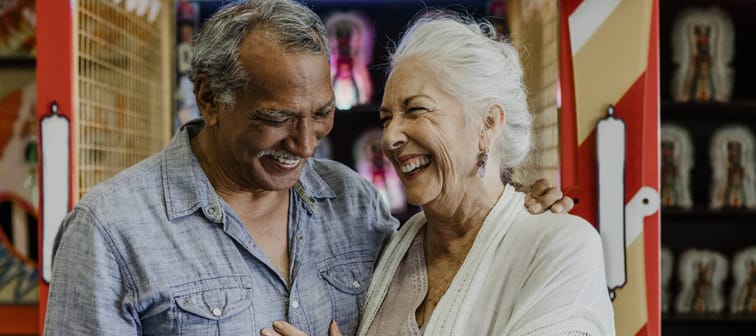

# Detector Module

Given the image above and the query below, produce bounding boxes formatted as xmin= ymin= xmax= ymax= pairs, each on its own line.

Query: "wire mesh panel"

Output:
xmin=76 ymin=0 xmax=171 ymax=199
xmin=508 ymin=0 xmax=560 ymax=185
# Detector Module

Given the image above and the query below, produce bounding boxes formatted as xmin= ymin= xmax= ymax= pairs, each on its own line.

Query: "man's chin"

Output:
xmin=261 ymin=168 xmax=303 ymax=191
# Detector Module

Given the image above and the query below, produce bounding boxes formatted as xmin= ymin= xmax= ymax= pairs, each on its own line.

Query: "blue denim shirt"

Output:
xmin=44 ymin=121 xmax=398 ymax=335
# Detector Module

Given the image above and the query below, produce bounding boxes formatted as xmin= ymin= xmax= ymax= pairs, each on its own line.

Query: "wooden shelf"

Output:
xmin=662 ymin=207 xmax=756 ymax=221
xmin=0 ymin=57 xmax=36 ymax=69
xmin=661 ymin=100 xmax=756 ymax=122
xmin=663 ymin=313 xmax=756 ymax=323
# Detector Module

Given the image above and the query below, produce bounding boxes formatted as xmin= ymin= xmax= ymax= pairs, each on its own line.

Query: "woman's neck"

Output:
xmin=422 ymin=180 xmax=504 ymax=258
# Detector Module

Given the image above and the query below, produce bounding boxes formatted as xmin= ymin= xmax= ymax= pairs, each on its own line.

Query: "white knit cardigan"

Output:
xmin=357 ymin=185 xmax=616 ymax=336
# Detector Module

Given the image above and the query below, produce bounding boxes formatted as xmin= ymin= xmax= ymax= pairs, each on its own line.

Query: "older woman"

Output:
xmin=262 ymin=11 xmax=613 ymax=336
xmin=355 ymin=13 xmax=615 ymax=335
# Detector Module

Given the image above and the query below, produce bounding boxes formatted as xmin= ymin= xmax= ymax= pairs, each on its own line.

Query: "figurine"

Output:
xmin=676 ymin=249 xmax=728 ymax=314
xmin=174 ymin=1 xmax=200 ymax=131
xmin=325 ymin=12 xmax=373 ymax=110
xmin=709 ymin=125 xmax=756 ymax=209
xmin=660 ymin=124 xmax=694 ymax=208
xmin=670 ymin=7 xmax=734 ymax=103
xmin=354 ymin=129 xmax=405 ymax=214
xmin=662 ymin=247 xmax=674 ymax=313
xmin=731 ymin=247 xmax=756 ymax=314
xmin=486 ymin=0 xmax=509 ymax=37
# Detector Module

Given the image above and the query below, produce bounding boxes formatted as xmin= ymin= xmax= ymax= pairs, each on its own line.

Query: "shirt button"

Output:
xmin=291 ymin=300 xmax=300 ymax=309
xmin=207 ymin=206 xmax=216 ymax=215
xmin=352 ymin=281 xmax=361 ymax=289
xmin=296 ymin=234 xmax=303 ymax=242
xmin=211 ymin=308 xmax=222 ymax=317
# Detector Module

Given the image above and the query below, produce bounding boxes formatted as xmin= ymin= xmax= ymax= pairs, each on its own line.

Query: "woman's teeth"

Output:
xmin=400 ymin=156 xmax=431 ymax=174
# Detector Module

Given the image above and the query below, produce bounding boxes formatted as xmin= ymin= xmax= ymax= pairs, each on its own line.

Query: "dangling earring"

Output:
xmin=477 ymin=150 xmax=489 ymax=178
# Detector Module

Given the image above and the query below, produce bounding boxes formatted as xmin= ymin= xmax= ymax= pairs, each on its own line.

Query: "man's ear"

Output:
xmin=194 ymin=74 xmax=220 ymax=126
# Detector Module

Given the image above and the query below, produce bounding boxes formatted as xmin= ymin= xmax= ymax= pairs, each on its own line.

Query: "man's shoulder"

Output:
xmin=304 ymin=158 xmax=376 ymax=193
xmin=77 ymin=151 xmax=164 ymax=208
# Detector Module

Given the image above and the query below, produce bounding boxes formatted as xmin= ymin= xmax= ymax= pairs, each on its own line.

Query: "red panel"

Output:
xmin=0 ymin=306 xmax=38 ymax=335
xmin=36 ymin=0 xmax=75 ymax=332
xmin=558 ymin=0 xmax=578 ymax=192
xmin=635 ymin=323 xmax=648 ymax=336
xmin=642 ymin=1 xmax=661 ymax=335
xmin=559 ymin=2 xmax=660 ymax=335
xmin=562 ymin=0 xmax=583 ymax=17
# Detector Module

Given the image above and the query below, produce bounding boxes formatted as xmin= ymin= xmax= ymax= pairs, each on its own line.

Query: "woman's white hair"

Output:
xmin=389 ymin=11 xmax=532 ymax=173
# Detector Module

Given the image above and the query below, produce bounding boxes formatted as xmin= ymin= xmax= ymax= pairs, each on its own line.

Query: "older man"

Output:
xmin=43 ymin=1 xmax=571 ymax=335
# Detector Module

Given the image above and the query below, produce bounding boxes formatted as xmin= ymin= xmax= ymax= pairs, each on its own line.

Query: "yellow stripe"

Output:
xmin=611 ymin=236 xmax=648 ymax=336
xmin=572 ymin=0 xmax=653 ymax=143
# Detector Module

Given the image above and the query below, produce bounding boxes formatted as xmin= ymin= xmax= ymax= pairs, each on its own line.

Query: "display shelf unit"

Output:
xmin=660 ymin=1 xmax=756 ymax=335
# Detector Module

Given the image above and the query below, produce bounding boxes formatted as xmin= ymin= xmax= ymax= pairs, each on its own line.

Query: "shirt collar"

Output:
xmin=161 ymin=119 xmax=223 ymax=223
xmin=294 ymin=160 xmax=337 ymax=213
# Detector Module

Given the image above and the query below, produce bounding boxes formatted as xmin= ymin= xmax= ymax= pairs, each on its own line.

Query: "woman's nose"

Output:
xmin=382 ymin=119 xmax=407 ymax=151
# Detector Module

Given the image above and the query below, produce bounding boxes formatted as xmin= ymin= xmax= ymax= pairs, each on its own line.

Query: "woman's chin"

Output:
xmin=405 ymin=192 xmax=433 ymax=208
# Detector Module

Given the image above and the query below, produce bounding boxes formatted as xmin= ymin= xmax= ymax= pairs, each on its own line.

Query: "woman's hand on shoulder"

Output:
xmin=521 ymin=178 xmax=574 ymax=214
xmin=260 ymin=320 xmax=342 ymax=336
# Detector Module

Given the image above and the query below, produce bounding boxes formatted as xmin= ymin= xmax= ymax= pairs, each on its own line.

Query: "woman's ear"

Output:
xmin=193 ymin=74 xmax=220 ymax=126
xmin=480 ymin=103 xmax=506 ymax=149
xmin=486 ymin=103 xmax=506 ymax=131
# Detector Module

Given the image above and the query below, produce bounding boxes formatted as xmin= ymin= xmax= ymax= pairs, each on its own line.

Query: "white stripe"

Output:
xmin=569 ymin=0 xmax=622 ymax=55
xmin=625 ymin=186 xmax=659 ymax=248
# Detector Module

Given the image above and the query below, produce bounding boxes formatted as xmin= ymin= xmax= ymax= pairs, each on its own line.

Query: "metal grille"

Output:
xmin=76 ymin=0 xmax=171 ymax=199
xmin=508 ymin=0 xmax=560 ymax=185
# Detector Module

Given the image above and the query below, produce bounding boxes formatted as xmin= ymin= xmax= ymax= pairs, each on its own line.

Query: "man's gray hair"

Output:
xmin=190 ymin=0 xmax=329 ymax=105
xmin=389 ymin=11 xmax=532 ymax=171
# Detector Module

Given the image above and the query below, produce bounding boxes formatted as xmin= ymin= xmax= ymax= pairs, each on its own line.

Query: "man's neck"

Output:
xmin=191 ymin=131 xmax=293 ymax=284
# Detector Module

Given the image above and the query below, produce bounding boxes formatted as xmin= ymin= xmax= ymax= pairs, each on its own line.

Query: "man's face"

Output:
xmin=212 ymin=29 xmax=335 ymax=192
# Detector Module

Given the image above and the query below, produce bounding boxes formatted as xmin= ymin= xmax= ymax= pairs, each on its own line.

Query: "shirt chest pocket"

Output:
xmin=318 ymin=250 xmax=374 ymax=335
xmin=172 ymin=276 xmax=255 ymax=335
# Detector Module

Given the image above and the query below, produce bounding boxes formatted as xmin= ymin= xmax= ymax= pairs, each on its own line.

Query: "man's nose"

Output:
xmin=290 ymin=118 xmax=317 ymax=157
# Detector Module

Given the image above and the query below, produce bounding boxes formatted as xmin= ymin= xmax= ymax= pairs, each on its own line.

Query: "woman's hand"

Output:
xmin=522 ymin=178 xmax=574 ymax=214
xmin=260 ymin=320 xmax=343 ymax=336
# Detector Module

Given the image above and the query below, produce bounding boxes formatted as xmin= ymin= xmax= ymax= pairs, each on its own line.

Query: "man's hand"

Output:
xmin=522 ymin=178 xmax=574 ymax=214
xmin=260 ymin=320 xmax=342 ymax=336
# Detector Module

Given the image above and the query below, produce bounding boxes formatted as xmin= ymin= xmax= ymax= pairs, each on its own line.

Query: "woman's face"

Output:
xmin=379 ymin=58 xmax=479 ymax=206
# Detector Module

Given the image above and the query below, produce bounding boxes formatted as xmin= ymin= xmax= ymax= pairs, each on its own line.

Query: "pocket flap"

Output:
xmin=319 ymin=250 xmax=374 ymax=295
xmin=173 ymin=276 xmax=253 ymax=320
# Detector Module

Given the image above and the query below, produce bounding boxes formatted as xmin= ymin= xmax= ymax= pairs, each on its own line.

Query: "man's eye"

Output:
xmin=315 ymin=110 xmax=332 ymax=119
xmin=407 ymin=107 xmax=428 ymax=113
xmin=261 ymin=118 xmax=289 ymax=126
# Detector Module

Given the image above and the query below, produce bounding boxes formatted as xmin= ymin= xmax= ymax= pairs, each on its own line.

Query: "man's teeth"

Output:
xmin=400 ymin=156 xmax=431 ymax=174
xmin=272 ymin=155 xmax=300 ymax=165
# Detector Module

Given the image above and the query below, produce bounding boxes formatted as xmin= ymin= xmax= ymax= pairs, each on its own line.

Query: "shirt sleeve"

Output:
xmin=371 ymin=184 xmax=401 ymax=235
xmin=43 ymin=206 xmax=140 ymax=335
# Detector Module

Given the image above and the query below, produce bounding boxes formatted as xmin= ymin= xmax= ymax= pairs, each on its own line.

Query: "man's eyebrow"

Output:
xmin=317 ymin=100 xmax=336 ymax=113
xmin=249 ymin=109 xmax=298 ymax=118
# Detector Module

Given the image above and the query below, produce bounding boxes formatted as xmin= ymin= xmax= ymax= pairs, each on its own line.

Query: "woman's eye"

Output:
xmin=380 ymin=116 xmax=391 ymax=128
xmin=407 ymin=106 xmax=427 ymax=113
